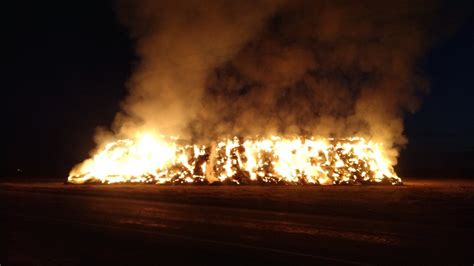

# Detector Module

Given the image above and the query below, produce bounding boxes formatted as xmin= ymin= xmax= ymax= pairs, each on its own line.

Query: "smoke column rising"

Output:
xmin=113 ymin=0 xmax=284 ymax=138
xmin=106 ymin=0 xmax=440 ymax=166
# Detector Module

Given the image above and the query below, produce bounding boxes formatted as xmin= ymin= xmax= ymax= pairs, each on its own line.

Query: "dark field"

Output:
xmin=2 ymin=179 xmax=473 ymax=265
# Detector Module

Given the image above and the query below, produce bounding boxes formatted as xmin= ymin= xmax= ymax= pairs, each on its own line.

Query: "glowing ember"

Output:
xmin=68 ymin=134 xmax=401 ymax=185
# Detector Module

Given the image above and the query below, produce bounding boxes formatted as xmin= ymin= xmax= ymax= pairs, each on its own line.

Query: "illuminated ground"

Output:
xmin=2 ymin=179 xmax=473 ymax=265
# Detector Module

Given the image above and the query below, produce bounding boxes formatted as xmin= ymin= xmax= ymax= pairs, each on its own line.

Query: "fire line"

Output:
xmin=68 ymin=134 xmax=402 ymax=185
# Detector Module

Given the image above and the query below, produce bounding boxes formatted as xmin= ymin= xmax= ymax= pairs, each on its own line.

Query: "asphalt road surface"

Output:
xmin=2 ymin=179 xmax=473 ymax=265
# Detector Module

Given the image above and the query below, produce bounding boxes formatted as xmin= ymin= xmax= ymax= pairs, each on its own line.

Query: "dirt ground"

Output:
xmin=2 ymin=179 xmax=473 ymax=265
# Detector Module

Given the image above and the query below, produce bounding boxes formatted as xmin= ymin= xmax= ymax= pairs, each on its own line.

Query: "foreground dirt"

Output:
xmin=2 ymin=179 xmax=473 ymax=265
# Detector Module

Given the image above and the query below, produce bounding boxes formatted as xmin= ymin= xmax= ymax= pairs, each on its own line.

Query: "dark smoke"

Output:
xmin=193 ymin=0 xmax=438 ymax=164
xmin=111 ymin=0 xmax=449 ymax=165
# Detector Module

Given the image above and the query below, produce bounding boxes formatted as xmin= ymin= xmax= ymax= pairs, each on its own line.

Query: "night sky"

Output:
xmin=4 ymin=1 xmax=474 ymax=179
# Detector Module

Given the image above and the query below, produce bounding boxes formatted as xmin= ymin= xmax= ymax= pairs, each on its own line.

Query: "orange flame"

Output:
xmin=68 ymin=133 xmax=401 ymax=185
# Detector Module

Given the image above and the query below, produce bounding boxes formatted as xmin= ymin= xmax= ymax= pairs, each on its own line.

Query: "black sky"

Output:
xmin=4 ymin=0 xmax=474 ymax=178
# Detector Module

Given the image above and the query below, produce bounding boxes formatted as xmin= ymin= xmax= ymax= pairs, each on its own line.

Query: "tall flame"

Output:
xmin=69 ymin=133 xmax=401 ymax=185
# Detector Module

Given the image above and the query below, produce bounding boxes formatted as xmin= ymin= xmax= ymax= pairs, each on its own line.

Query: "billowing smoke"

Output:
xmin=192 ymin=0 xmax=440 ymax=165
xmin=110 ymin=0 xmax=440 ymax=165
xmin=113 ymin=0 xmax=284 ymax=137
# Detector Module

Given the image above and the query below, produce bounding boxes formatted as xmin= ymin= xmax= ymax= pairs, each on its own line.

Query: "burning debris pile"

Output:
xmin=66 ymin=1 xmax=444 ymax=186
xmin=68 ymin=134 xmax=401 ymax=185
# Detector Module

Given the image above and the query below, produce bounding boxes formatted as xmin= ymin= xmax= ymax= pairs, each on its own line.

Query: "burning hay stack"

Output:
xmin=68 ymin=135 xmax=402 ymax=185
xmin=68 ymin=1 xmax=440 ymax=186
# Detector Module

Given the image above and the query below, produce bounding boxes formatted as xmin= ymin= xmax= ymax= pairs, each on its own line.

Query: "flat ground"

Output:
xmin=1 ymin=179 xmax=473 ymax=265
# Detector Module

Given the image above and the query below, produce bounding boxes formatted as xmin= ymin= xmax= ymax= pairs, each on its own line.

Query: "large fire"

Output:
xmin=68 ymin=134 xmax=402 ymax=185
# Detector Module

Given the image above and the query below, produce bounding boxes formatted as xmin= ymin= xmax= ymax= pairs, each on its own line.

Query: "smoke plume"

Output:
xmin=113 ymin=0 xmax=284 ymax=137
xmin=112 ymin=0 xmax=440 ymax=165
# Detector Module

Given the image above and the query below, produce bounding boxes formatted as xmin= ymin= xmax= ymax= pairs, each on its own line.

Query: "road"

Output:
xmin=2 ymin=179 xmax=473 ymax=265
